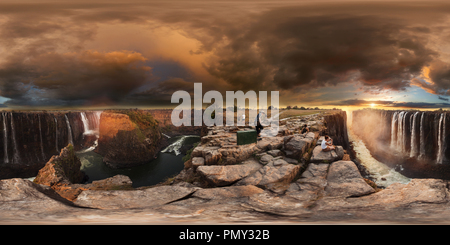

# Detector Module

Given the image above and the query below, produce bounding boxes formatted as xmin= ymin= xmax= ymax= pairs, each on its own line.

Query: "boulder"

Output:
xmin=325 ymin=161 xmax=375 ymax=197
xmin=74 ymin=185 xmax=196 ymax=209
xmin=259 ymin=153 xmax=273 ymax=165
xmin=219 ymin=144 xmax=257 ymax=165
xmin=196 ymin=159 xmax=262 ymax=186
xmin=34 ymin=144 xmax=85 ymax=186
xmin=235 ymin=159 xmax=301 ymax=189
xmin=33 ymin=145 xmax=86 ymax=201
xmin=256 ymin=137 xmax=284 ymax=151
xmin=87 ymin=175 xmax=133 ymax=190
xmin=191 ymin=157 xmax=205 ymax=169
xmin=284 ymin=135 xmax=311 ymax=159
xmin=309 ymin=145 xmax=344 ymax=163
xmin=267 ymin=149 xmax=283 ymax=157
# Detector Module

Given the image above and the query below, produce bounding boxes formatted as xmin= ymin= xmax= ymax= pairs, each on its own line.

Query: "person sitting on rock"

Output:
xmin=301 ymin=124 xmax=309 ymax=134
xmin=321 ymin=135 xmax=335 ymax=152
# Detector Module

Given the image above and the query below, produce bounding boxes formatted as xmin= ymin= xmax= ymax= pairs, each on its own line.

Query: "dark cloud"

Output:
xmin=0 ymin=1 xmax=449 ymax=108
xmin=127 ymin=78 xmax=195 ymax=105
xmin=0 ymin=50 xmax=152 ymax=106
xmin=200 ymin=9 xmax=438 ymax=93
xmin=439 ymin=96 xmax=449 ymax=102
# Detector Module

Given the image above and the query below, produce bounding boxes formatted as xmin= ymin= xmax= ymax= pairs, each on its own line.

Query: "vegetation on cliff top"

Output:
xmin=106 ymin=109 xmax=161 ymax=142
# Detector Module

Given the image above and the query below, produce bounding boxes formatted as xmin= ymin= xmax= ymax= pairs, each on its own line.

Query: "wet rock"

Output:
xmin=196 ymin=159 xmax=262 ymax=187
xmin=74 ymin=185 xmax=196 ymax=209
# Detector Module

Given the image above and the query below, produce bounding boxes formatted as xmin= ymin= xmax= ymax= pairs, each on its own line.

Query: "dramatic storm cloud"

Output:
xmin=1 ymin=0 xmax=450 ymax=108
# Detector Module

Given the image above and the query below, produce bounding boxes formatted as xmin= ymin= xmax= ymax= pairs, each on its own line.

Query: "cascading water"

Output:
xmin=437 ymin=113 xmax=446 ymax=164
xmin=10 ymin=112 xmax=20 ymax=164
xmin=410 ymin=111 xmax=419 ymax=158
xmin=419 ymin=112 xmax=425 ymax=158
xmin=3 ymin=113 xmax=8 ymax=164
xmin=161 ymin=135 xmax=199 ymax=156
xmin=65 ymin=114 xmax=74 ymax=146
xmin=390 ymin=111 xmax=398 ymax=149
xmin=348 ymin=111 xmax=410 ymax=187
xmin=80 ymin=112 xmax=90 ymax=135
xmin=76 ymin=111 xmax=102 ymax=153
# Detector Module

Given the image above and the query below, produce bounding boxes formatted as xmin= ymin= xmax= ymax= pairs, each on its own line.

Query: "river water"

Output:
xmin=347 ymin=111 xmax=410 ymax=188
xmin=77 ymin=135 xmax=200 ymax=188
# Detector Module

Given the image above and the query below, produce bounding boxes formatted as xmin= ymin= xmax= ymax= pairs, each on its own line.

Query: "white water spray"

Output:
xmin=347 ymin=111 xmax=410 ymax=188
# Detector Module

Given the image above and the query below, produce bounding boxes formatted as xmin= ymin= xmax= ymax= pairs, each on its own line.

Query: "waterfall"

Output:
xmin=80 ymin=111 xmax=102 ymax=135
xmin=410 ymin=111 xmax=419 ymax=158
xmin=38 ymin=115 xmax=45 ymax=160
xmin=65 ymin=114 xmax=74 ymax=146
xmin=396 ymin=111 xmax=405 ymax=152
xmin=437 ymin=113 xmax=446 ymax=164
xmin=93 ymin=111 xmax=102 ymax=132
xmin=419 ymin=112 xmax=425 ymax=158
xmin=391 ymin=111 xmax=398 ymax=149
xmin=80 ymin=112 xmax=90 ymax=135
xmin=3 ymin=113 xmax=8 ymax=164
xmin=54 ymin=116 xmax=58 ymax=152
xmin=10 ymin=112 xmax=20 ymax=164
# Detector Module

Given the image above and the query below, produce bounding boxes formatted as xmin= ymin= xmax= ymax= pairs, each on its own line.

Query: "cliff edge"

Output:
xmin=96 ymin=109 xmax=162 ymax=169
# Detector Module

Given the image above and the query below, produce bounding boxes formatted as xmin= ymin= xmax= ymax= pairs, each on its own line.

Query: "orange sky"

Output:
xmin=0 ymin=0 xmax=450 ymax=111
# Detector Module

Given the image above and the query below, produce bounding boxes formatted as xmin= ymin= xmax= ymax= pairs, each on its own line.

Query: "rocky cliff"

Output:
xmin=96 ymin=109 xmax=162 ymax=169
xmin=0 ymin=111 xmax=101 ymax=179
xmin=323 ymin=110 xmax=350 ymax=150
xmin=352 ymin=109 xmax=450 ymax=179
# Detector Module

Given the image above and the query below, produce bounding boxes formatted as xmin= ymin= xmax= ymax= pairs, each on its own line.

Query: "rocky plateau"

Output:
xmin=2 ymin=110 xmax=450 ymax=224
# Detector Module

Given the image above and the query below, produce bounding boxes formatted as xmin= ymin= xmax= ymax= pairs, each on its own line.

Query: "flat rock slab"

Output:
xmin=192 ymin=185 xmax=264 ymax=199
xmin=286 ymin=163 xmax=329 ymax=203
xmin=74 ymin=186 xmax=196 ymax=209
xmin=325 ymin=160 xmax=375 ymax=197
xmin=196 ymin=159 xmax=263 ymax=187
xmin=0 ymin=178 xmax=73 ymax=211
xmin=242 ymin=191 xmax=312 ymax=217
xmin=235 ymin=159 xmax=301 ymax=188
